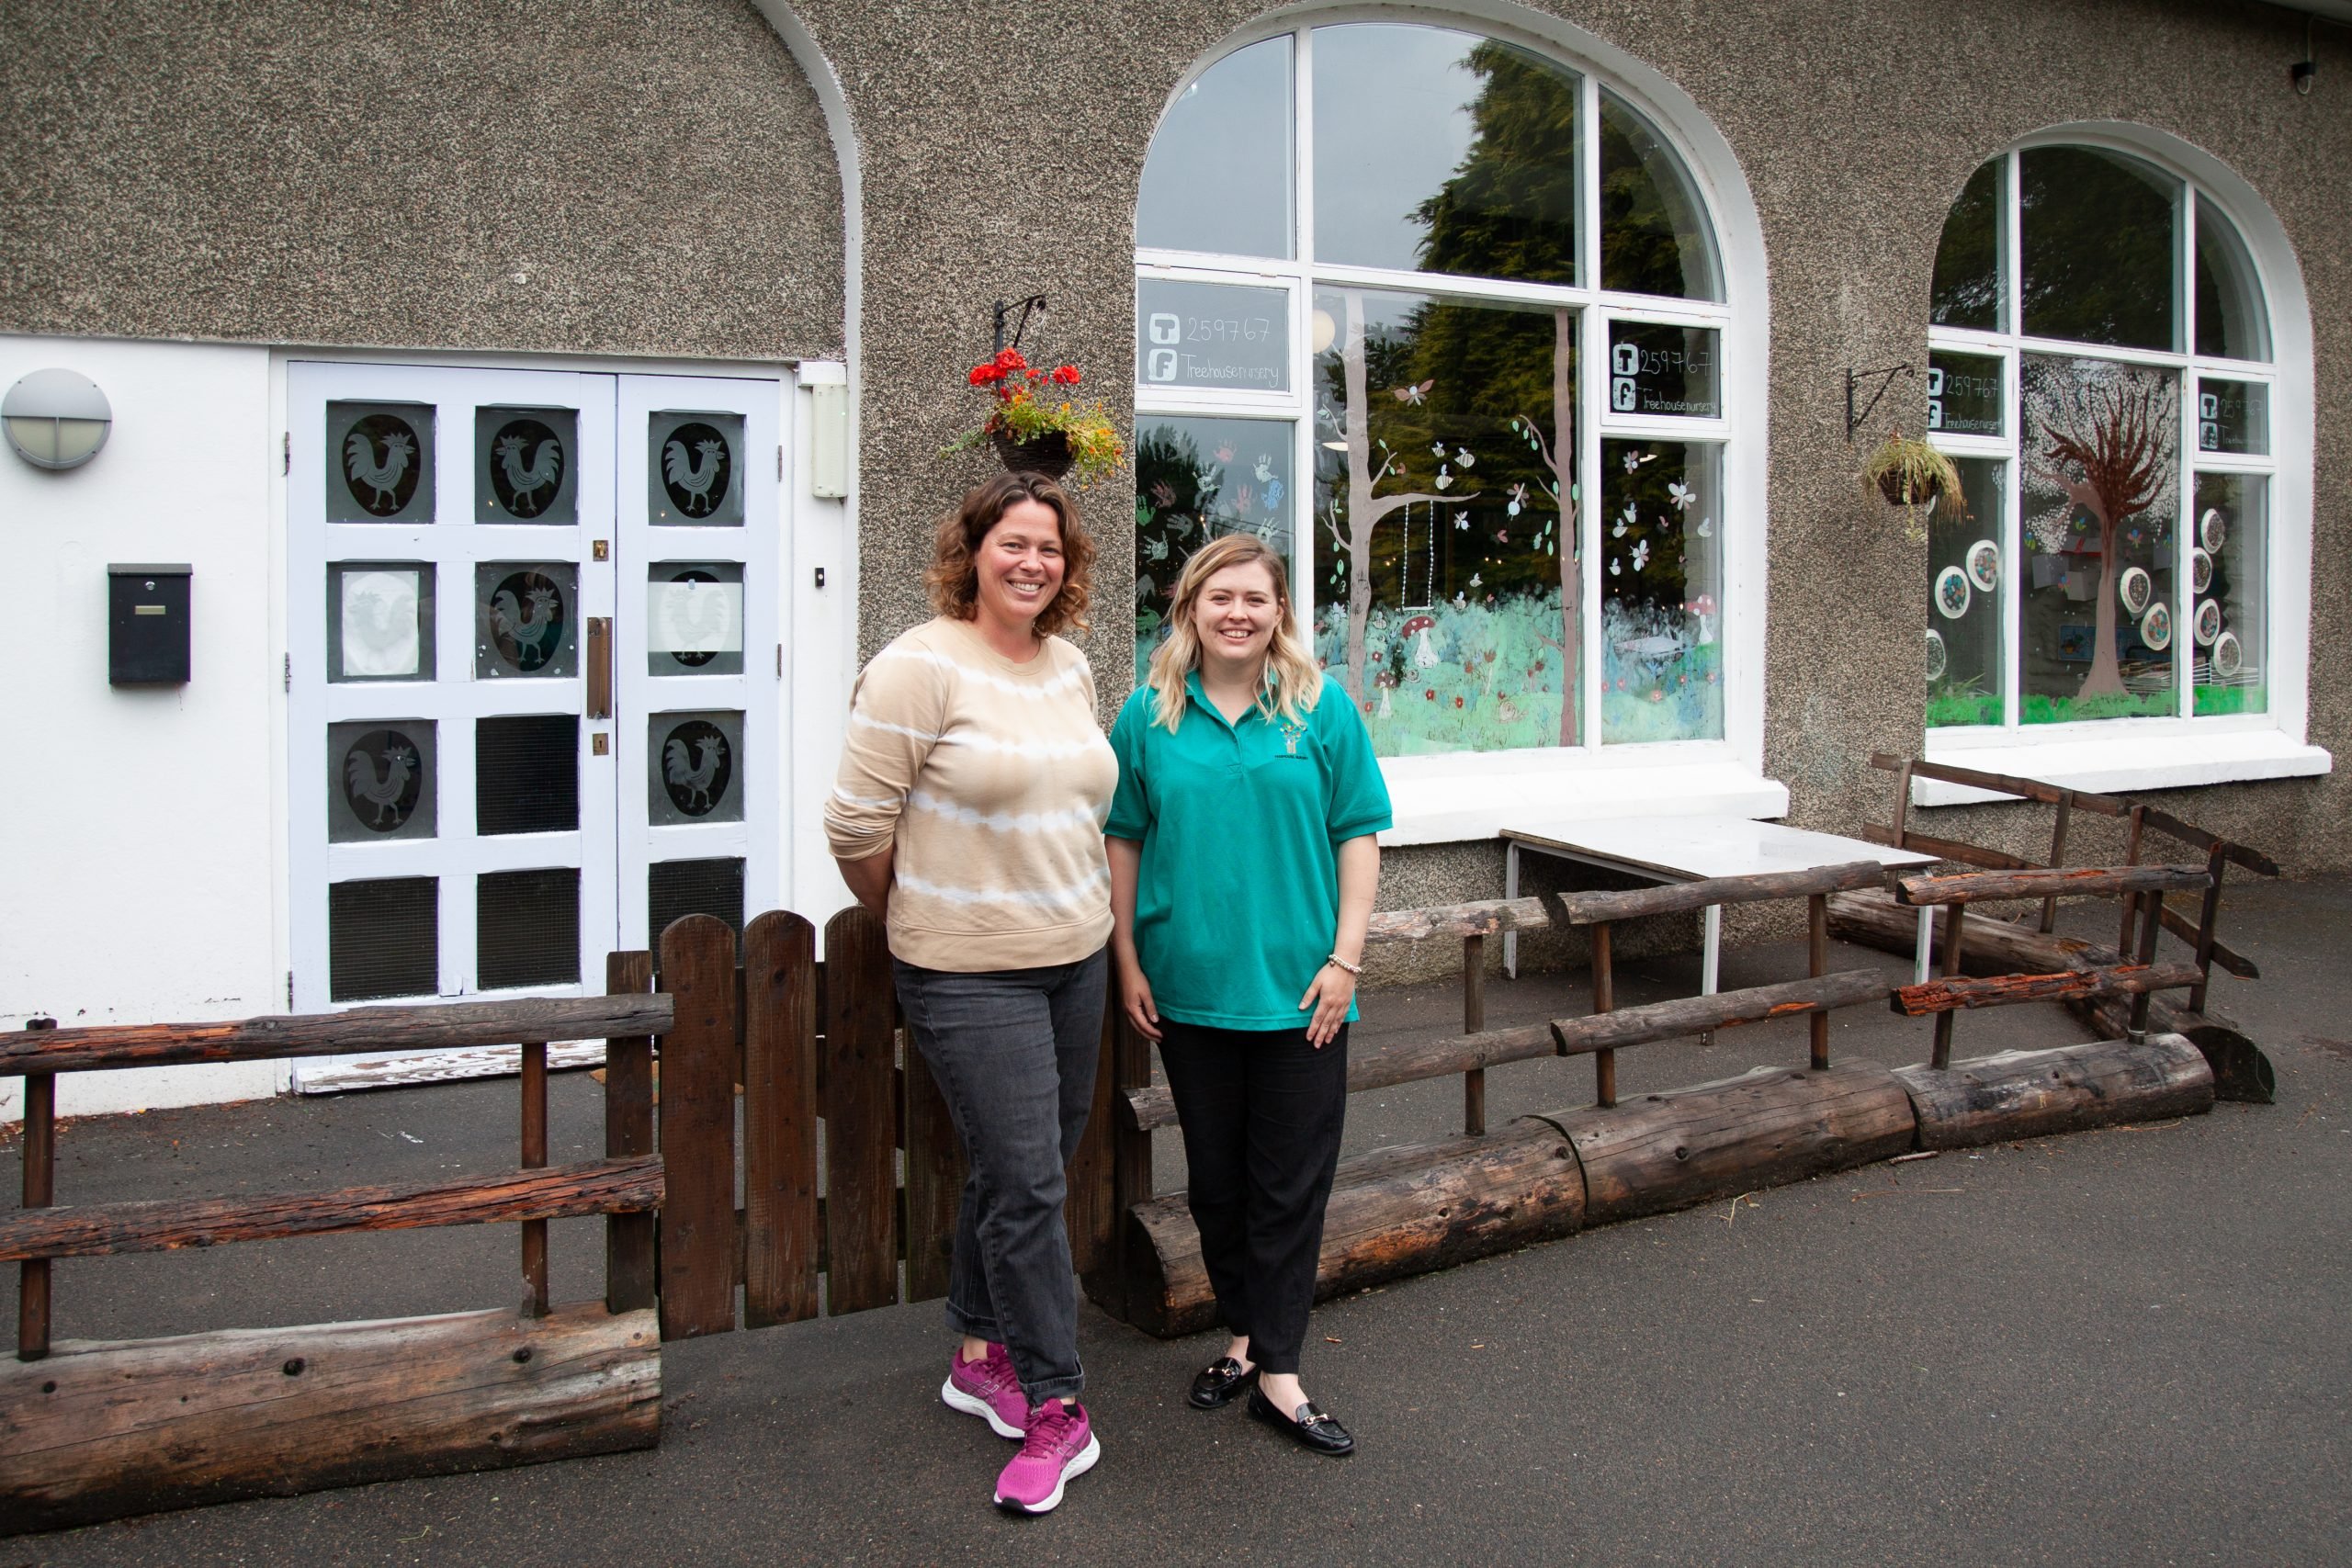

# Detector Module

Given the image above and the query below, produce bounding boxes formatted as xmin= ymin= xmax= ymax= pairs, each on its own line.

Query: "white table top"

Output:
xmin=1503 ymin=814 xmax=1938 ymax=883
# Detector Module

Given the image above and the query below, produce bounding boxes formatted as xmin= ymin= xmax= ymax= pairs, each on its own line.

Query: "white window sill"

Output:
xmin=1916 ymin=728 xmax=2332 ymax=807
xmin=1381 ymin=758 xmax=1789 ymax=846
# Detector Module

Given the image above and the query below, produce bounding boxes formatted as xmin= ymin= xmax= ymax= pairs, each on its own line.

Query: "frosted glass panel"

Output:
xmin=647 ymin=563 xmax=745 ymax=676
xmin=327 ymin=402 xmax=435 ymax=523
xmin=474 ymin=563 xmax=579 ymax=679
xmin=649 ymin=411 xmax=744 ymax=526
xmin=329 ymin=563 xmax=435 ymax=682
xmin=329 ymin=719 xmax=436 ymax=842
xmin=475 ymin=406 xmax=579 ymax=523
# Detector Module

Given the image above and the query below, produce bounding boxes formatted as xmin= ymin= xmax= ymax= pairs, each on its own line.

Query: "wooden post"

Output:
xmin=1930 ymin=903 xmax=1966 ymax=1069
xmin=2040 ymin=793 xmax=2074 ymax=933
xmin=1590 ymin=922 xmax=1615 ymax=1109
xmin=2117 ymin=805 xmax=2148 ymax=954
xmin=658 ymin=915 xmax=742 ymax=1339
xmin=1462 ymin=933 xmax=1486 ymax=1136
xmin=821 ymin=908 xmax=899 ymax=1315
xmin=602 ymin=952 xmax=657 ymax=1316
xmin=2187 ymin=842 xmax=2228 ymax=1015
xmin=1807 ymin=893 xmax=1830 ymax=1071
xmin=1892 ymin=759 xmax=1914 ymax=849
xmin=17 ymin=1035 xmax=55 ymax=1362
xmin=742 ymin=912 xmax=821 ymax=1327
xmin=2128 ymin=882 xmax=2166 ymax=1038
xmin=519 ymin=1041 xmax=548 ymax=1317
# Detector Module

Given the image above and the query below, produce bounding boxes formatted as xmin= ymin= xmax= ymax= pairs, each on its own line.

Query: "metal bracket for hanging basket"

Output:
xmin=1846 ymin=363 xmax=1917 ymax=440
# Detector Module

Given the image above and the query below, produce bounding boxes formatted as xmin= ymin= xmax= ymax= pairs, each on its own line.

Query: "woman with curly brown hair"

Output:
xmin=823 ymin=470 xmax=1115 ymax=1515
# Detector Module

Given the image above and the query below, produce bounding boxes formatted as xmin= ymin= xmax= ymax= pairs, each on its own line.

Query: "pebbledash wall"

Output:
xmin=1 ymin=0 xmax=2343 ymax=1118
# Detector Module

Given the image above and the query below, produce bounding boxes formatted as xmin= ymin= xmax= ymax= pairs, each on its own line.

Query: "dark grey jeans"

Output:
xmin=892 ymin=948 xmax=1106 ymax=1406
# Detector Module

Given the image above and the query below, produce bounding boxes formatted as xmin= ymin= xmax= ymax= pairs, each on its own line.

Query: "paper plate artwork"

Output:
xmin=2189 ymin=547 xmax=2212 ymax=595
xmin=1965 ymin=539 xmax=2000 ymax=592
xmin=2193 ymin=597 xmax=2222 ymax=647
xmin=2200 ymin=507 xmax=2228 ymax=553
xmin=2212 ymin=629 xmax=2244 ymax=679
xmin=2139 ymin=600 xmax=2172 ymax=651
xmin=1925 ymin=626 xmax=1948 ymax=682
xmin=2119 ymin=565 xmax=2153 ymax=616
xmin=1934 ymin=565 xmax=1972 ymax=620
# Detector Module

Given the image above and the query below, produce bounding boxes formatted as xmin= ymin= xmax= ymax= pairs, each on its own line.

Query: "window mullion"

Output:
xmin=1579 ymin=301 xmax=1604 ymax=750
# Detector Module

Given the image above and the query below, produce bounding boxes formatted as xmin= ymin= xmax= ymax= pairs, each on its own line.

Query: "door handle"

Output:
xmin=586 ymin=616 xmax=612 ymax=719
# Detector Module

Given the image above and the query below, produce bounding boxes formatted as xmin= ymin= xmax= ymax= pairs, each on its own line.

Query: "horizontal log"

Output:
xmin=1828 ymin=888 xmax=2274 ymax=1103
xmin=1532 ymin=1060 xmax=1918 ymax=1226
xmin=1123 ymin=1023 xmax=1555 ymax=1130
xmin=0 ymin=1156 xmax=663 ymax=1261
xmin=0 ymin=994 xmax=677 ymax=1077
xmin=1555 ymin=861 xmax=1889 ymax=926
xmin=1893 ymin=1034 xmax=2213 ymax=1149
xmin=1889 ymin=964 xmax=2206 ymax=1018
xmin=1115 ymin=1124 xmax=1582 ymax=1337
xmin=0 ymin=1303 xmax=658 ymax=1535
xmin=1868 ymin=751 xmax=2128 ymax=816
xmin=1859 ymin=822 xmax=2037 ymax=871
xmin=1893 ymin=864 xmax=2211 ymax=906
xmin=1366 ymin=897 xmax=1550 ymax=945
xmin=2131 ymin=806 xmax=2281 ymax=878
xmin=1548 ymin=970 xmax=1888 ymax=1056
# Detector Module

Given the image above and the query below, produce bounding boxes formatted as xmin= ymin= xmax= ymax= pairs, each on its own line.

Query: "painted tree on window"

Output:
xmin=2022 ymin=361 xmax=2177 ymax=699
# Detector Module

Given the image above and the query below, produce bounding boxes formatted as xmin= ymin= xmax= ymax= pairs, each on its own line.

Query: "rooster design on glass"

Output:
xmin=342 ymin=730 xmax=423 ymax=831
xmin=658 ymin=570 xmax=734 ymax=669
xmin=491 ymin=419 xmax=565 ymax=517
xmin=662 ymin=719 xmax=734 ymax=817
xmin=488 ymin=571 xmax=567 ymax=673
xmin=344 ymin=414 xmax=421 ymax=516
xmin=662 ymin=423 xmax=732 ymax=518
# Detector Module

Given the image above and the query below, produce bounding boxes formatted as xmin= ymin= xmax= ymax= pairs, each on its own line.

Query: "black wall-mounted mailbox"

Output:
xmin=107 ymin=564 xmax=192 ymax=684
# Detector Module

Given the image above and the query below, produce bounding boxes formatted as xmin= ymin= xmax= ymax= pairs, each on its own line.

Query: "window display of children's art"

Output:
xmin=2190 ymin=474 xmax=2267 ymax=715
xmin=1923 ymin=458 xmax=2004 ymax=727
xmin=1132 ymin=415 xmax=1295 ymax=684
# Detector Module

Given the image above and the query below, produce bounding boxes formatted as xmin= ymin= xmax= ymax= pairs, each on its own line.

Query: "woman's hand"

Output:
xmin=1119 ymin=959 xmax=1163 ymax=1043
xmin=1296 ymin=961 xmax=1355 ymax=1048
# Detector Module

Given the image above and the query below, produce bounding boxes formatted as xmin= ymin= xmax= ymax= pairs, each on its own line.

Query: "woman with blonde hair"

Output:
xmin=825 ymin=470 xmax=1115 ymax=1515
xmin=1104 ymin=532 xmax=1389 ymax=1458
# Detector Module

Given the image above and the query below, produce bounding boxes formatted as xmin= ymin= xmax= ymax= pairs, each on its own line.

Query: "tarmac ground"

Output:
xmin=4 ymin=875 xmax=2348 ymax=1566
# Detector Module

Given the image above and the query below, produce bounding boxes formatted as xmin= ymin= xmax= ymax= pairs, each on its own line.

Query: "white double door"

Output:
xmin=288 ymin=362 xmax=783 ymax=1087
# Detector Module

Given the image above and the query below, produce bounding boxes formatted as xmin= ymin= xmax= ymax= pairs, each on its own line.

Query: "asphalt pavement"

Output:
xmin=5 ymin=875 xmax=2347 ymax=1566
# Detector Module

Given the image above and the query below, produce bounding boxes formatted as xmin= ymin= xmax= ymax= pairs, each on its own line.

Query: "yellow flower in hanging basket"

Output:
xmin=944 ymin=349 xmax=1125 ymax=488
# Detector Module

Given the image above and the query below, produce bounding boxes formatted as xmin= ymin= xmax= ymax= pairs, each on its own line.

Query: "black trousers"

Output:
xmin=1155 ymin=1018 xmax=1348 ymax=1375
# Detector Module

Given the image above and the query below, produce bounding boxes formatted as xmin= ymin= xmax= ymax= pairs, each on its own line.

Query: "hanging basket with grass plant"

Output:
xmin=1860 ymin=427 xmax=1965 ymax=511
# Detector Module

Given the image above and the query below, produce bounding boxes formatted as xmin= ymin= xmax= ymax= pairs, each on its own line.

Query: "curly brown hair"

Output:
xmin=925 ymin=471 xmax=1094 ymax=637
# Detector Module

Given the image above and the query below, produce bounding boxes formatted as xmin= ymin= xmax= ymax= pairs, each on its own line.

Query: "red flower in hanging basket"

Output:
xmin=1050 ymin=365 xmax=1081 ymax=386
xmin=945 ymin=344 xmax=1124 ymax=486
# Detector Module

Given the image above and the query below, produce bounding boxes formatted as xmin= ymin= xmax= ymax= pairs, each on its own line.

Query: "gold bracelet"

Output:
xmin=1325 ymin=953 xmax=1363 ymax=976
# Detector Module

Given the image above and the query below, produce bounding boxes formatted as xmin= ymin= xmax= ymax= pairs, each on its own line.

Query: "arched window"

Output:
xmin=1135 ymin=21 xmax=1742 ymax=760
xmin=1924 ymin=144 xmax=2282 ymax=734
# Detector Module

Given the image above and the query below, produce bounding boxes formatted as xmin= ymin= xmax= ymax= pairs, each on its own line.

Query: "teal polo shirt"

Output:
xmin=1105 ymin=672 xmax=1393 ymax=1031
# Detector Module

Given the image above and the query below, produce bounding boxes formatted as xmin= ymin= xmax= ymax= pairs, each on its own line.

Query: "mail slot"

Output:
xmin=107 ymin=563 xmax=192 ymax=684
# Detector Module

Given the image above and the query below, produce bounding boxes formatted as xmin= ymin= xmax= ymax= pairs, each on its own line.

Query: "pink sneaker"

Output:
xmin=941 ymin=1343 xmax=1027 ymax=1439
xmin=993 ymin=1398 xmax=1100 ymax=1515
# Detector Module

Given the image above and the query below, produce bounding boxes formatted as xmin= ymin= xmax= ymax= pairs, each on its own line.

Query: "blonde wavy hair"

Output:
xmin=1147 ymin=533 xmax=1323 ymax=733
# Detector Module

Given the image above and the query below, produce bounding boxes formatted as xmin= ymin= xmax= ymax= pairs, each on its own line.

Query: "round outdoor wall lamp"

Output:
xmin=4 ymin=368 xmax=113 ymax=470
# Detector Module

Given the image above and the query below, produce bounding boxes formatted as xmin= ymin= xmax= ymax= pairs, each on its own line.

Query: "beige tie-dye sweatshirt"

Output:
xmin=824 ymin=616 xmax=1117 ymax=971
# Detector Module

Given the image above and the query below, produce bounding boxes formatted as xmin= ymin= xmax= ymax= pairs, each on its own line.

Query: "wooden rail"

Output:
xmin=1889 ymin=964 xmax=2204 ymax=1018
xmin=1365 ymin=897 xmax=1549 ymax=943
xmin=1121 ymin=1021 xmax=1555 ymax=1133
xmin=1555 ymin=862 xmax=1888 ymax=925
xmin=1548 ymin=970 xmax=1888 ymax=1055
xmin=1893 ymin=864 xmax=2211 ymax=907
xmin=0 ymin=1157 xmax=662 ymax=1261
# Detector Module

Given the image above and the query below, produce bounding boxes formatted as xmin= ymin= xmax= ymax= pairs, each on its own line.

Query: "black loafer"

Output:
xmin=1246 ymin=1385 xmax=1355 ymax=1457
xmin=1187 ymin=1356 xmax=1259 ymax=1410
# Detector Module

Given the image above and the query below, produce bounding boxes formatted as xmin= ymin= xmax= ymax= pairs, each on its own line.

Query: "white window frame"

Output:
xmin=1918 ymin=130 xmax=2329 ymax=806
xmin=1136 ymin=10 xmax=1780 ymax=839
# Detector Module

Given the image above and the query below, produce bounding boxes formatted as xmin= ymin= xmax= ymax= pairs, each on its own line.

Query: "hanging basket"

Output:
xmin=990 ymin=430 xmax=1074 ymax=480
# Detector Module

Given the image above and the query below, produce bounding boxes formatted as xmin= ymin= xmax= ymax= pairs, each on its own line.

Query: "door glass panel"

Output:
xmin=1600 ymin=439 xmax=1723 ymax=743
xmin=1135 ymin=414 xmax=1295 ymax=682
xmin=1928 ymin=352 xmax=2003 ymax=438
xmin=647 ymin=563 xmax=745 ymax=676
xmin=650 ymin=710 xmax=743 ymax=824
xmin=330 ymin=876 xmax=438 ymax=1001
xmin=474 ymin=563 xmax=579 ymax=678
xmin=327 ymin=401 xmax=435 ymax=522
xmin=476 ymin=715 xmax=580 ymax=835
xmin=1930 ymin=159 xmax=2005 ymax=331
xmin=1136 ymin=33 xmax=1294 ymax=260
xmin=2018 ymin=354 xmax=2179 ymax=722
xmin=650 ymin=857 xmax=745 ymax=947
xmin=2020 ymin=148 xmax=2177 ymax=352
xmin=476 ymin=406 xmax=579 ymax=523
xmin=328 ymin=563 xmax=435 ymax=682
xmin=1606 ymin=321 xmax=1719 ymax=418
xmin=1926 ymin=457 xmax=2007 ymax=728
xmin=329 ymin=720 xmax=436 ymax=841
xmin=1136 ymin=277 xmax=1290 ymax=393
xmin=477 ymin=868 xmax=582 ymax=988
xmin=2196 ymin=378 xmax=2268 ymax=457
xmin=650 ymin=411 xmax=744 ymax=525
xmin=2191 ymin=474 xmax=2266 ymax=715
xmin=1599 ymin=89 xmax=1718 ymax=301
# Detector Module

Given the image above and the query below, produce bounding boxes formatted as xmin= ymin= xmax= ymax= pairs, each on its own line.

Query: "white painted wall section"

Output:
xmin=0 ymin=336 xmax=284 ymax=1121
